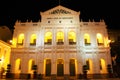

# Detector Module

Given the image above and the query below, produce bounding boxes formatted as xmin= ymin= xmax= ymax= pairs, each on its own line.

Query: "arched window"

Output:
xmin=30 ymin=34 xmax=37 ymax=45
xmin=45 ymin=59 xmax=51 ymax=76
xmin=15 ymin=58 xmax=21 ymax=73
xmin=69 ymin=59 xmax=76 ymax=76
xmin=84 ymin=33 xmax=91 ymax=46
xmin=57 ymin=59 xmax=64 ymax=76
xmin=97 ymin=33 xmax=103 ymax=46
xmin=28 ymin=59 xmax=35 ymax=73
xmin=44 ymin=32 xmax=52 ymax=45
xmin=100 ymin=59 xmax=107 ymax=73
xmin=18 ymin=33 xmax=24 ymax=45
xmin=56 ymin=31 xmax=64 ymax=45
xmin=68 ymin=31 xmax=76 ymax=45
xmin=86 ymin=59 xmax=93 ymax=74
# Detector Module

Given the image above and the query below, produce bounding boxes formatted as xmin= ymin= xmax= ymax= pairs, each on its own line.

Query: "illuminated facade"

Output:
xmin=11 ymin=5 xmax=112 ymax=78
xmin=0 ymin=40 xmax=11 ymax=73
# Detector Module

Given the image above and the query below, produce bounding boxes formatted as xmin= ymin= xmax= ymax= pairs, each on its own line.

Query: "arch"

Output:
xmin=45 ymin=59 xmax=51 ymax=76
xmin=18 ymin=33 xmax=24 ymax=45
xmin=68 ymin=31 xmax=76 ymax=45
xmin=57 ymin=59 xmax=64 ymax=76
xmin=96 ymin=33 xmax=103 ymax=46
xmin=86 ymin=59 xmax=93 ymax=74
xmin=100 ymin=59 xmax=107 ymax=73
xmin=69 ymin=59 xmax=76 ymax=76
xmin=28 ymin=59 xmax=35 ymax=74
xmin=84 ymin=33 xmax=91 ymax=46
xmin=56 ymin=31 xmax=64 ymax=45
xmin=30 ymin=34 xmax=37 ymax=45
xmin=44 ymin=32 xmax=52 ymax=45
xmin=15 ymin=58 xmax=21 ymax=73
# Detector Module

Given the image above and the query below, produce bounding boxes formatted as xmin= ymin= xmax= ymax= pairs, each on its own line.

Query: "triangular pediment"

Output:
xmin=41 ymin=5 xmax=79 ymax=15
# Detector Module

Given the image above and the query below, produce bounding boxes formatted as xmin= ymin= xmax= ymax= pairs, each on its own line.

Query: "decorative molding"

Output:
xmin=50 ymin=9 xmax=71 ymax=14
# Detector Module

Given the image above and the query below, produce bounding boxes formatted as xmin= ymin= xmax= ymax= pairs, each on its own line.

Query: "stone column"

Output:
xmin=38 ymin=60 xmax=44 ymax=75
xmin=24 ymin=33 xmax=29 ymax=47
xmin=51 ymin=59 xmax=56 ymax=76
xmin=11 ymin=58 xmax=15 ymax=73
xmin=20 ymin=58 xmax=28 ymax=79
xmin=64 ymin=28 xmax=68 ymax=45
xmin=21 ymin=59 xmax=28 ymax=73
xmin=93 ymin=54 xmax=100 ymax=74
xmin=77 ymin=60 xmax=82 ymax=74
xmin=64 ymin=59 xmax=69 ymax=76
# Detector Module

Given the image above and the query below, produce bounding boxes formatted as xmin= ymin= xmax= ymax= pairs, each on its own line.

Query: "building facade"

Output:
xmin=11 ymin=5 xmax=112 ymax=78
xmin=0 ymin=40 xmax=11 ymax=76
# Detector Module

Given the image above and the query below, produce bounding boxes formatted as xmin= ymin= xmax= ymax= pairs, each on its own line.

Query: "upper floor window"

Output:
xmin=97 ymin=33 xmax=104 ymax=46
xmin=84 ymin=33 xmax=91 ymax=46
xmin=17 ymin=33 xmax=24 ymax=45
xmin=57 ymin=31 xmax=64 ymax=45
xmin=44 ymin=32 xmax=52 ymax=45
xmin=30 ymin=34 xmax=37 ymax=46
xmin=68 ymin=31 xmax=76 ymax=45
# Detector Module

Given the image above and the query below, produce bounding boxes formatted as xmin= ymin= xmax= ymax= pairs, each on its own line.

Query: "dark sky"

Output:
xmin=0 ymin=0 xmax=120 ymax=29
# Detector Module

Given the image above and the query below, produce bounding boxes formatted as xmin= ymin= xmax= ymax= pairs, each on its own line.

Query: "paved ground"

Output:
xmin=0 ymin=78 xmax=120 ymax=80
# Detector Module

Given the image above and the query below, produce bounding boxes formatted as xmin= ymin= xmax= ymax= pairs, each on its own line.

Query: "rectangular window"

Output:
xmin=57 ymin=39 xmax=64 ymax=45
xmin=84 ymin=39 xmax=91 ymax=46
xmin=17 ymin=39 xmax=24 ymax=45
xmin=44 ymin=39 xmax=52 ymax=45
xmin=69 ymin=39 xmax=76 ymax=45
xmin=30 ymin=39 xmax=36 ymax=46
xmin=97 ymin=39 xmax=103 ymax=46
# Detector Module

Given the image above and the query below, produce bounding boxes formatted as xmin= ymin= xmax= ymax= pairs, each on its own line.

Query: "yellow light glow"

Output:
xmin=108 ymin=40 xmax=111 ymax=44
xmin=68 ymin=31 xmax=76 ymax=42
xmin=30 ymin=34 xmax=37 ymax=43
xmin=86 ymin=59 xmax=93 ymax=74
xmin=84 ymin=33 xmax=90 ymax=43
xmin=57 ymin=59 xmax=64 ymax=64
xmin=28 ymin=59 xmax=34 ymax=73
xmin=15 ymin=59 xmax=21 ymax=73
xmin=56 ymin=31 xmax=64 ymax=42
xmin=43 ymin=59 xmax=46 ymax=74
xmin=44 ymin=32 xmax=52 ymax=42
xmin=18 ymin=33 xmax=24 ymax=43
xmin=12 ymin=38 xmax=17 ymax=47
xmin=100 ymin=59 xmax=106 ymax=73
xmin=0 ymin=56 xmax=4 ymax=64
xmin=9 ymin=40 xmax=12 ymax=43
xmin=97 ymin=33 xmax=103 ymax=43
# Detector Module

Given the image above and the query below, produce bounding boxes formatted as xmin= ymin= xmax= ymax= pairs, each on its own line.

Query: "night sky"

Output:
xmin=0 ymin=0 xmax=120 ymax=29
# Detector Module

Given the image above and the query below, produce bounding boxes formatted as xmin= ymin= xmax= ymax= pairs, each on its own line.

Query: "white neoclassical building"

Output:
xmin=10 ymin=5 xmax=112 ymax=78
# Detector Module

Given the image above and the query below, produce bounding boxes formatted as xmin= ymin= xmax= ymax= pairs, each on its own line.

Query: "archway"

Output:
xmin=28 ymin=59 xmax=35 ymax=74
xmin=57 ymin=59 xmax=64 ymax=76
xmin=45 ymin=59 xmax=51 ymax=76
xmin=15 ymin=58 xmax=21 ymax=73
xmin=69 ymin=59 xmax=76 ymax=76
xmin=100 ymin=59 xmax=107 ymax=73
